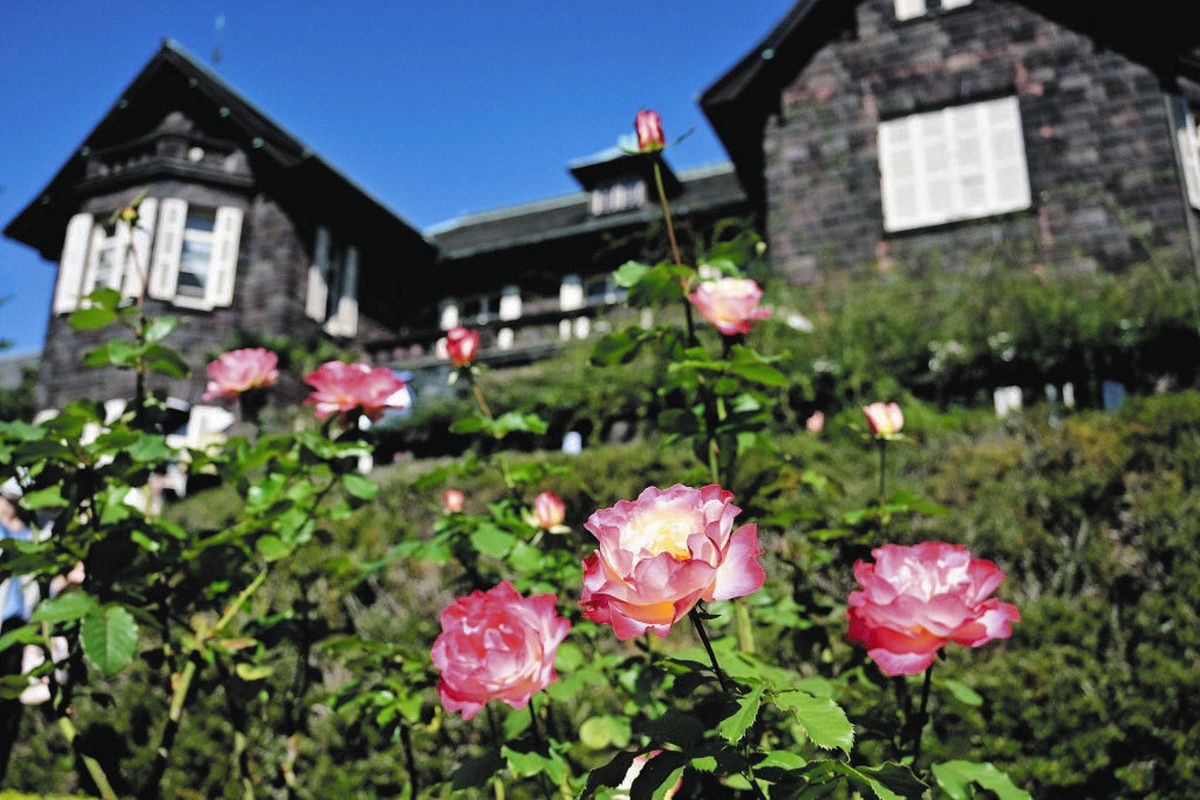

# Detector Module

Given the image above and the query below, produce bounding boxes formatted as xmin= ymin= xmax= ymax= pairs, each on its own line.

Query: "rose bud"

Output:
xmin=303 ymin=361 xmax=408 ymax=421
xmin=862 ymin=401 xmax=904 ymax=437
xmin=805 ymin=410 xmax=825 ymax=434
xmin=201 ymin=348 xmax=280 ymax=403
xmin=446 ymin=326 xmax=480 ymax=368
xmin=847 ymin=542 xmax=1020 ymax=675
xmin=635 ymin=109 xmax=666 ymax=152
xmin=443 ymin=489 xmax=465 ymax=513
xmin=688 ymin=278 xmax=772 ymax=336
xmin=431 ymin=581 xmax=571 ymax=720
xmin=581 ymin=484 xmax=765 ymax=640
xmin=533 ymin=490 xmax=566 ymax=530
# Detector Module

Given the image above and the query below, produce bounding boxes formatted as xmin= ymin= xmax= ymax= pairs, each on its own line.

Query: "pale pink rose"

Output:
xmin=863 ymin=401 xmax=904 ymax=437
xmin=581 ymin=484 xmax=766 ymax=640
xmin=201 ymin=348 xmax=279 ymax=402
xmin=446 ymin=326 xmax=480 ymax=367
xmin=805 ymin=410 xmax=825 ymax=434
xmin=431 ymin=581 xmax=570 ymax=720
xmin=615 ymin=750 xmax=682 ymax=799
xmin=443 ymin=489 xmax=466 ymax=513
xmin=688 ymin=278 xmax=772 ymax=336
xmin=533 ymin=490 xmax=565 ymax=530
xmin=303 ymin=361 xmax=407 ymax=421
xmin=847 ymin=542 xmax=1020 ymax=676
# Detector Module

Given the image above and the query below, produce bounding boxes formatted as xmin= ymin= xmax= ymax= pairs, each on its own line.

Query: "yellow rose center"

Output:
xmin=622 ymin=508 xmax=698 ymax=560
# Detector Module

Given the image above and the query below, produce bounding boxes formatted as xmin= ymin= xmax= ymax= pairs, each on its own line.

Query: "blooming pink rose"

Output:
xmin=615 ymin=750 xmax=682 ymax=799
xmin=443 ymin=489 xmax=465 ymax=513
xmin=533 ymin=490 xmax=565 ymax=530
xmin=863 ymin=401 xmax=904 ymax=437
xmin=303 ymin=361 xmax=407 ymax=421
xmin=688 ymin=278 xmax=772 ymax=336
xmin=581 ymin=484 xmax=766 ymax=640
xmin=201 ymin=348 xmax=279 ymax=402
xmin=446 ymin=326 xmax=480 ymax=367
xmin=847 ymin=542 xmax=1020 ymax=676
xmin=431 ymin=581 xmax=570 ymax=720
xmin=805 ymin=410 xmax=825 ymax=434
xmin=635 ymin=109 xmax=666 ymax=152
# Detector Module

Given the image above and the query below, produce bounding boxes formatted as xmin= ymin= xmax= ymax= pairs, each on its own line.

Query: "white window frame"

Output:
xmin=172 ymin=207 xmax=217 ymax=310
xmin=878 ymin=96 xmax=1032 ymax=232
xmin=1171 ymin=97 xmax=1200 ymax=210
xmin=590 ymin=178 xmax=647 ymax=215
xmin=147 ymin=198 xmax=242 ymax=311
xmin=894 ymin=0 xmax=926 ymax=21
xmin=304 ymin=226 xmax=360 ymax=337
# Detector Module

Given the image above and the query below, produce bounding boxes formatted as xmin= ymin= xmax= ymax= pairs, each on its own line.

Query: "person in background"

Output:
xmin=1 ymin=478 xmax=39 ymax=780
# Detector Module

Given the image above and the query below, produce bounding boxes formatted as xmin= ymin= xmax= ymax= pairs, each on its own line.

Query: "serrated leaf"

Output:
xmin=640 ymin=710 xmax=704 ymax=748
xmin=932 ymin=760 xmax=1031 ymax=800
xmin=630 ymin=749 xmax=687 ymax=800
xmin=718 ymin=686 xmax=764 ymax=745
xmin=773 ymin=691 xmax=854 ymax=753
xmin=32 ymin=592 xmax=100 ymax=623
xmin=835 ymin=762 xmax=927 ymax=800
xmin=80 ymin=605 xmax=139 ymax=676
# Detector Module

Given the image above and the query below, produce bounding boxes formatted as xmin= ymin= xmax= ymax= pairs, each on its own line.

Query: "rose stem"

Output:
xmin=527 ymin=698 xmax=554 ymax=800
xmin=877 ymin=439 xmax=887 ymax=502
xmin=912 ymin=662 xmax=935 ymax=764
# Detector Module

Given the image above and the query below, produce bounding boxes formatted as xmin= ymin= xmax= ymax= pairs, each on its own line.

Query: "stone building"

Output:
xmin=700 ymin=0 xmax=1200 ymax=281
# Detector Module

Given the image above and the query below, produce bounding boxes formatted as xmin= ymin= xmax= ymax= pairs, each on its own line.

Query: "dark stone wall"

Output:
xmin=763 ymin=0 xmax=1194 ymax=282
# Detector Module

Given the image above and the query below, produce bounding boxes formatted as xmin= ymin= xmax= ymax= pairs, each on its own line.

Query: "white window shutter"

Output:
xmin=106 ymin=218 xmax=131 ymax=291
xmin=306 ymin=226 xmax=331 ymax=321
xmin=122 ymin=198 xmax=158 ymax=299
xmin=328 ymin=245 xmax=359 ymax=337
xmin=53 ymin=213 xmax=93 ymax=313
xmin=942 ymin=0 xmax=972 ymax=9
xmin=149 ymin=198 xmax=187 ymax=300
xmin=560 ymin=274 xmax=584 ymax=311
xmin=879 ymin=118 xmax=920 ymax=232
xmin=1173 ymin=98 xmax=1200 ymax=209
xmin=81 ymin=224 xmax=107 ymax=297
xmin=438 ymin=300 xmax=460 ymax=330
xmin=499 ymin=284 xmax=522 ymax=320
xmin=207 ymin=206 xmax=243 ymax=308
xmin=894 ymin=0 xmax=926 ymax=20
xmin=984 ymin=97 xmax=1032 ymax=212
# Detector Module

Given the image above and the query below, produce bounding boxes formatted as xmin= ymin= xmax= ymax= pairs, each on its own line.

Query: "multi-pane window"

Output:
xmin=1171 ymin=97 xmax=1200 ymax=209
xmin=304 ymin=225 xmax=360 ymax=337
xmin=590 ymin=179 xmax=647 ymax=215
xmin=893 ymin=0 xmax=970 ymax=20
xmin=176 ymin=207 xmax=216 ymax=300
xmin=877 ymin=96 xmax=1032 ymax=232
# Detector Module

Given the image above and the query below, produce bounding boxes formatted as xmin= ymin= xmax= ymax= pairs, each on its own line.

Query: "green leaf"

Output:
xmin=19 ymin=484 xmax=68 ymax=509
xmin=235 ymin=663 xmax=274 ymax=681
xmin=640 ymin=710 xmax=704 ymax=748
xmin=580 ymin=715 xmax=632 ymax=750
xmin=470 ymin=525 xmax=516 ymax=558
xmin=342 ymin=473 xmax=378 ymax=501
xmin=80 ymin=605 xmax=139 ymax=676
xmin=629 ymin=750 xmax=688 ymax=800
xmin=0 ymin=624 xmax=42 ymax=653
xmin=554 ymin=641 xmax=583 ymax=671
xmin=32 ymin=592 xmax=101 ymax=623
xmin=129 ymin=433 xmax=172 ymax=462
xmin=939 ymin=677 xmax=984 ymax=707
xmin=591 ymin=330 xmax=644 ymax=366
xmin=773 ymin=691 xmax=854 ymax=753
xmin=450 ymin=416 xmax=487 ymax=434
xmin=932 ymin=760 xmax=1032 ymax=800
xmin=583 ymin=751 xmax=635 ymax=799
xmin=68 ymin=306 xmax=117 ymax=330
xmin=612 ymin=260 xmax=650 ymax=288
xmin=718 ymin=686 xmax=764 ymax=745
xmin=728 ymin=360 xmax=790 ymax=387
xmin=84 ymin=287 xmax=122 ymax=311
xmin=142 ymin=344 xmax=190 ymax=378
xmin=256 ymin=535 xmax=291 ymax=562
xmin=83 ymin=339 xmax=139 ymax=369
xmin=835 ymin=762 xmax=927 ymax=800
xmin=142 ymin=316 xmax=179 ymax=343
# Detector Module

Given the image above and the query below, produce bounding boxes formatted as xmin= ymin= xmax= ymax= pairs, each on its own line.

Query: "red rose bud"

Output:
xmin=443 ymin=489 xmax=465 ymax=513
xmin=635 ymin=109 xmax=665 ymax=152
xmin=533 ymin=490 xmax=565 ymax=530
xmin=863 ymin=401 xmax=904 ymax=437
xmin=446 ymin=326 xmax=480 ymax=367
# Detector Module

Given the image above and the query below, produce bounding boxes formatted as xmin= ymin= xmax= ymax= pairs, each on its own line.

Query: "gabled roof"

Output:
xmin=5 ymin=40 xmax=434 ymax=261
xmin=700 ymin=0 xmax=1200 ymax=204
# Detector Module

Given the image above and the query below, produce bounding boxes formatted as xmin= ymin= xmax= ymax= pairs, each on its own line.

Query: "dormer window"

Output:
xmin=590 ymin=178 xmax=647 ymax=215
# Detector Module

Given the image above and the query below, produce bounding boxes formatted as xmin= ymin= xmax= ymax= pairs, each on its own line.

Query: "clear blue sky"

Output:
xmin=0 ymin=2 xmax=795 ymax=355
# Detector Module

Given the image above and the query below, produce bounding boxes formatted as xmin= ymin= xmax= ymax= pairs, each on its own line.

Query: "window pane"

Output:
xmin=186 ymin=208 xmax=216 ymax=233
xmin=178 ymin=239 xmax=211 ymax=297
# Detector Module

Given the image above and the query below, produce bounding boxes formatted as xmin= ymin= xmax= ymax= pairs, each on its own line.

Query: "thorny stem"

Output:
xmin=468 ymin=373 xmax=494 ymax=420
xmin=652 ymin=160 xmax=683 ymax=268
xmin=912 ymin=662 xmax=935 ymax=765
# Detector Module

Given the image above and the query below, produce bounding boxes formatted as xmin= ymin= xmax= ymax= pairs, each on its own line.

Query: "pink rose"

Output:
xmin=446 ymin=326 xmax=480 ymax=367
xmin=581 ymin=484 xmax=766 ymax=640
xmin=688 ymin=278 xmax=772 ymax=336
xmin=533 ymin=490 xmax=565 ymax=530
xmin=431 ymin=581 xmax=570 ymax=720
xmin=635 ymin=109 xmax=666 ymax=152
xmin=201 ymin=348 xmax=279 ymax=402
xmin=863 ymin=401 xmax=904 ymax=437
xmin=616 ymin=750 xmax=682 ymax=799
xmin=303 ymin=361 xmax=408 ymax=421
xmin=443 ymin=489 xmax=465 ymax=513
xmin=847 ymin=542 xmax=1020 ymax=675
xmin=805 ymin=410 xmax=825 ymax=434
